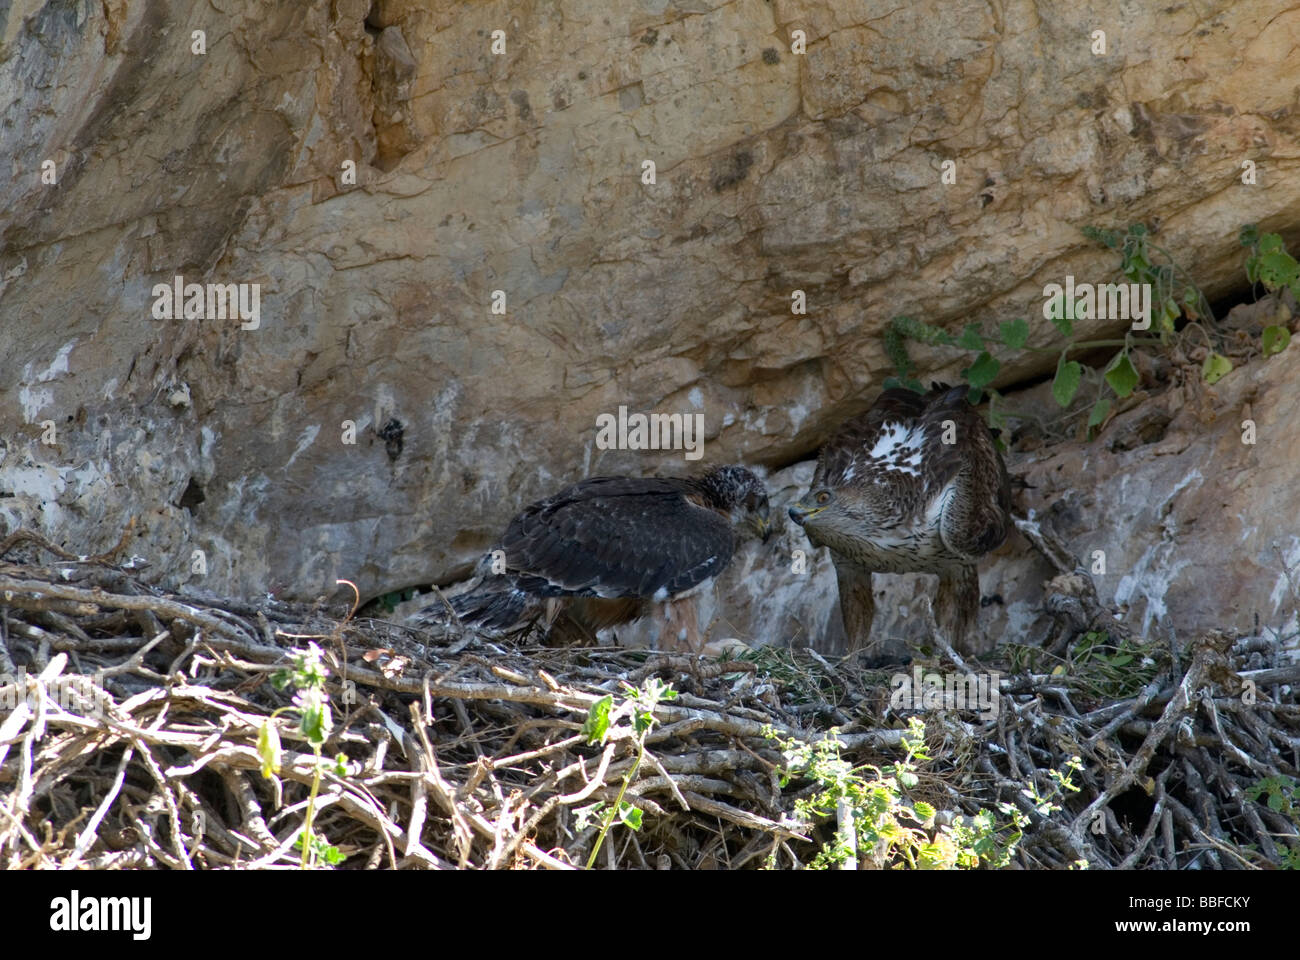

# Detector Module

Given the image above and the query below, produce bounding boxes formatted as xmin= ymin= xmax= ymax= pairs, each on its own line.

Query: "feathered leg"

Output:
xmin=660 ymin=595 xmax=701 ymax=652
xmin=546 ymin=609 xmax=598 ymax=646
xmin=935 ymin=564 xmax=986 ymax=654
xmin=550 ymin=598 xmax=645 ymax=647
xmin=834 ymin=561 xmax=876 ymax=653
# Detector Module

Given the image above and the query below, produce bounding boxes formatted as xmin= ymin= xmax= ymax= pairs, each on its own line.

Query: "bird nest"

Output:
xmin=0 ymin=529 xmax=1296 ymax=870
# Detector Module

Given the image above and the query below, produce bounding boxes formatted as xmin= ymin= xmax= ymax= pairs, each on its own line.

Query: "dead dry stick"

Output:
xmin=0 ymin=577 xmax=258 ymax=644
xmin=557 ymin=742 xmax=617 ymax=804
xmin=1 ymin=558 xmax=1294 ymax=871
xmin=679 ymin=791 xmax=805 ymax=837
xmin=65 ymin=742 xmax=136 ymax=869
xmin=1013 ymin=516 xmax=1076 ymax=574
xmin=645 ymin=750 xmax=691 ymax=811
xmin=1070 ymin=638 xmax=1213 ymax=847
xmin=409 ymin=701 xmax=474 ymax=866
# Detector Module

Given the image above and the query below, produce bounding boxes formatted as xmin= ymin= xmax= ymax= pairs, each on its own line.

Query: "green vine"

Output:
xmin=883 ymin=223 xmax=1293 ymax=438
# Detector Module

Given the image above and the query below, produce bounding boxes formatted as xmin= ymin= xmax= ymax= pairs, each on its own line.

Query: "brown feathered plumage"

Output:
xmin=426 ymin=466 xmax=771 ymax=649
xmin=788 ymin=384 xmax=1011 ymax=654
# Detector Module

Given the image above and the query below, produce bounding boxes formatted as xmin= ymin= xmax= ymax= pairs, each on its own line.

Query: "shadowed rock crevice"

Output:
xmin=368 ymin=22 xmax=420 ymax=171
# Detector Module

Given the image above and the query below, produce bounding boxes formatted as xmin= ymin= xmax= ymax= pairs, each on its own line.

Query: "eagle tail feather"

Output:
xmin=447 ymin=580 xmax=535 ymax=631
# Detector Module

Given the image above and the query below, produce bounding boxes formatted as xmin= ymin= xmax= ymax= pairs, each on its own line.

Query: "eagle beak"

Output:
xmin=787 ymin=500 xmax=825 ymax=527
xmin=751 ymin=513 xmax=773 ymax=543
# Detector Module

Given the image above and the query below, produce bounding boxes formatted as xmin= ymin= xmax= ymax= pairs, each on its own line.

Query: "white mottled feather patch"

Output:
xmin=867 ymin=421 xmax=924 ymax=476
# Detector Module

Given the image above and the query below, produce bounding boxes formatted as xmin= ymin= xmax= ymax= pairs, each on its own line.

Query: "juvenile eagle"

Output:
xmin=434 ymin=465 xmax=771 ymax=650
xmin=788 ymin=384 xmax=1011 ymax=655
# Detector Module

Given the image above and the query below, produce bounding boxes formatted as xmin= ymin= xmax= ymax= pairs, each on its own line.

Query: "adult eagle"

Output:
xmin=431 ymin=465 xmax=771 ymax=650
xmin=787 ymin=384 xmax=1011 ymax=655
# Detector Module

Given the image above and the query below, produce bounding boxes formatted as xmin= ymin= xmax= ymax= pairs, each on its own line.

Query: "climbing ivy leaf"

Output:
xmin=957 ymin=324 xmax=985 ymax=351
xmin=1052 ymin=354 xmax=1082 ymax=407
xmin=963 ymin=351 xmax=1000 ymax=389
xmin=257 ymin=720 xmax=282 ymax=779
xmin=1104 ymin=351 xmax=1139 ymax=398
xmin=617 ymin=802 xmax=643 ymax=831
xmin=1258 ymin=249 xmax=1300 ymax=292
xmin=999 ymin=317 xmax=1030 ymax=349
xmin=1086 ymin=397 xmax=1111 ymax=430
xmin=1045 ymin=293 xmax=1074 ymax=337
xmin=1202 ymin=352 xmax=1233 ymax=384
xmin=1262 ymin=325 xmax=1291 ymax=356
xmin=582 ymin=695 xmax=614 ymax=745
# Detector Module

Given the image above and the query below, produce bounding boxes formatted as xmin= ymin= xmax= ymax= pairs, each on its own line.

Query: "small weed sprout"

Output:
xmin=257 ymin=642 xmax=347 ymax=868
xmin=576 ymin=677 xmax=677 ymax=868
xmin=770 ymin=718 xmax=1029 ymax=869
xmin=1021 ymin=755 xmax=1084 ymax=819
xmin=1245 ymin=775 xmax=1300 ymax=869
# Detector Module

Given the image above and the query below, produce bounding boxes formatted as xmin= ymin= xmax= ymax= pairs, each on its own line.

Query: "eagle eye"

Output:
xmin=815 ymin=491 xmax=831 ymax=504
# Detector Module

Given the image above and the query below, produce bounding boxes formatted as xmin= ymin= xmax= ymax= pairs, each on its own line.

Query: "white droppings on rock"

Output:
xmin=18 ymin=385 xmax=53 ymax=420
xmin=1269 ymin=536 xmax=1300 ymax=613
xmin=284 ymin=425 xmax=320 ymax=471
xmin=24 ymin=341 xmax=77 ymax=384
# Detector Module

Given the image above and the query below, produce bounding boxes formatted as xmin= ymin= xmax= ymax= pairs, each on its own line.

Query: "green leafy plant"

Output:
xmin=883 ymin=223 xmax=1290 ymax=439
xmin=884 ymin=309 xmax=1163 ymax=439
xmin=1241 ymin=224 xmax=1295 ymax=359
xmin=772 ymin=718 xmax=1027 ymax=869
xmin=1045 ymin=223 xmax=1190 ymax=401
xmin=1244 ymin=775 xmax=1300 ymax=869
xmin=576 ymin=677 xmax=677 ymax=868
xmin=1242 ymin=224 xmax=1300 ymax=296
xmin=1246 ymin=774 xmax=1298 ymax=817
xmin=1080 ymin=222 xmax=1212 ymax=334
xmin=1021 ymin=755 xmax=1085 ymax=819
xmin=1005 ymin=632 xmax=1162 ymax=702
xmin=258 ymin=642 xmax=347 ymax=868
xmin=373 ymin=587 xmax=418 ymax=614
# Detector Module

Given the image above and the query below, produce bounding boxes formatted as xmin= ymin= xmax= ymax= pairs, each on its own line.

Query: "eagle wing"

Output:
xmin=914 ymin=386 xmax=1013 ymax=558
xmin=914 ymin=385 xmax=986 ymax=494
xmin=501 ymin=477 xmax=734 ymax=599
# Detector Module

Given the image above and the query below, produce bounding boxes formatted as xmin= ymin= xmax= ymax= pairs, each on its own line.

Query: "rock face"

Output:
xmin=3 ymin=0 xmax=1300 ymax=637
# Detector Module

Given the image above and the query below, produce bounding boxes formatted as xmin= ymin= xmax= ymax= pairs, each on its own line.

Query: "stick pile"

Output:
xmin=0 ymin=532 xmax=1296 ymax=869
